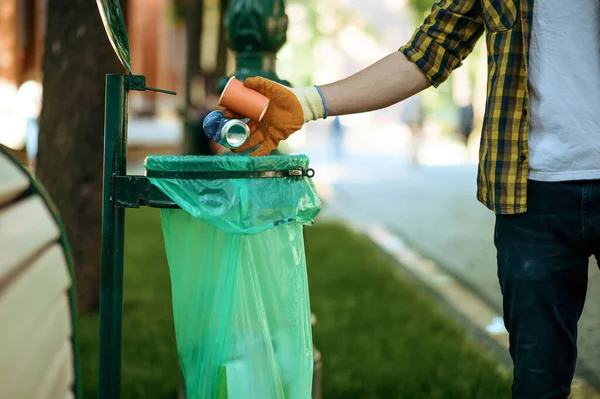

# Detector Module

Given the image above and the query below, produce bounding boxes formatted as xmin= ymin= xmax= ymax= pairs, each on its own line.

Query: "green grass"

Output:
xmin=77 ymin=208 xmax=511 ymax=398
xmin=78 ymin=208 xmax=179 ymax=398
xmin=305 ymin=222 xmax=512 ymax=399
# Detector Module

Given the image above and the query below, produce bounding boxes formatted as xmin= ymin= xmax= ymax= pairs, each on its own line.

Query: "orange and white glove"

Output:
xmin=222 ymin=77 xmax=328 ymax=156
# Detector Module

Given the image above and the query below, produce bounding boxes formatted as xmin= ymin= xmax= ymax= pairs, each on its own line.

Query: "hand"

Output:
xmin=223 ymin=77 xmax=326 ymax=156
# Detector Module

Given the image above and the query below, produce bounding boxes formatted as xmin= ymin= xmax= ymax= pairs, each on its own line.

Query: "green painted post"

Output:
xmin=99 ymin=73 xmax=128 ymax=399
xmin=218 ymin=0 xmax=291 ymax=91
xmin=96 ymin=2 xmax=175 ymax=398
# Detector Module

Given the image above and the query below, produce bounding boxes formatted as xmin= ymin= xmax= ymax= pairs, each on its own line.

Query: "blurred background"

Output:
xmin=0 ymin=0 xmax=486 ymax=164
xmin=2 ymin=0 xmax=600 ymax=398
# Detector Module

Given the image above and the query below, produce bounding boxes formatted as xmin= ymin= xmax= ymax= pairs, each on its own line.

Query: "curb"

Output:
xmin=362 ymin=223 xmax=600 ymax=399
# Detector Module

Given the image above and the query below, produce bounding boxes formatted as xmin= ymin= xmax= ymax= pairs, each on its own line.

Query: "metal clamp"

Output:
xmin=145 ymin=167 xmax=316 ymax=180
xmin=287 ymin=167 xmax=315 ymax=179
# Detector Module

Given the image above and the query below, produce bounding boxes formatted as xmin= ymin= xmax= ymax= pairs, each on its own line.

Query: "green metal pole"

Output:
xmin=99 ymin=73 xmax=128 ymax=399
xmin=218 ymin=0 xmax=291 ymax=91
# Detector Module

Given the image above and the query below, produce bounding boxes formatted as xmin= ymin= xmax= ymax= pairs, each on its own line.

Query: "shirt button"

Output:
xmin=519 ymin=154 xmax=527 ymax=162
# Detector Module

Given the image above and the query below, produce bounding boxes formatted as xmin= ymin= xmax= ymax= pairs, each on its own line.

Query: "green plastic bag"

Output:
xmin=145 ymin=155 xmax=321 ymax=399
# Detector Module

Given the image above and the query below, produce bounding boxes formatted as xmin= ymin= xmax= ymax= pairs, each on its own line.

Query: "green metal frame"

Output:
xmin=113 ymin=166 xmax=313 ymax=208
xmin=113 ymin=175 xmax=177 ymax=208
xmin=0 ymin=144 xmax=83 ymax=399
xmin=99 ymin=73 xmax=179 ymax=399
xmin=98 ymin=73 xmax=127 ymax=399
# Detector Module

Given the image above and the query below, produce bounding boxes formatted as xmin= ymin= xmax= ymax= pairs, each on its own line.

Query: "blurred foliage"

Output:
xmin=282 ymin=0 xmax=382 ymax=87
xmin=166 ymin=2 xmax=186 ymax=25
xmin=283 ymin=0 xmax=483 ymax=136
xmin=422 ymin=77 xmax=459 ymax=133
xmin=399 ymin=0 xmax=452 ymax=129
xmin=406 ymin=0 xmax=489 ymax=135
xmin=408 ymin=0 xmax=435 ymax=23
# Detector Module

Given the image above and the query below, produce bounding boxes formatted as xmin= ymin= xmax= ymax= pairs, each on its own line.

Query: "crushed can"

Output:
xmin=203 ymin=110 xmax=250 ymax=149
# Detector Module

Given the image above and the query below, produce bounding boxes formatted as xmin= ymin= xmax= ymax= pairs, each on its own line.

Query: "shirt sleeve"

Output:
xmin=399 ymin=0 xmax=485 ymax=87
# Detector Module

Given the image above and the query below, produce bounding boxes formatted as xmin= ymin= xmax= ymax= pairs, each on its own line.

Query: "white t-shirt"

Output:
xmin=527 ymin=0 xmax=600 ymax=181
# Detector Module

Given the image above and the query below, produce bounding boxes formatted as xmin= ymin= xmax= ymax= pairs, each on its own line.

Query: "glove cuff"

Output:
xmin=289 ymin=85 xmax=328 ymax=123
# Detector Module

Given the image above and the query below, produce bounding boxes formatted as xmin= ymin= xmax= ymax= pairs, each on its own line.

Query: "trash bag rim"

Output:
xmin=144 ymin=154 xmax=311 ymax=173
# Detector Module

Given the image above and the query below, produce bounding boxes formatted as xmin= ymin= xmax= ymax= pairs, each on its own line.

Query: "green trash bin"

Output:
xmin=145 ymin=155 xmax=322 ymax=399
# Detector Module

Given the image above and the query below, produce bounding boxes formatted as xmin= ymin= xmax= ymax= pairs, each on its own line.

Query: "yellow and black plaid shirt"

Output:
xmin=400 ymin=0 xmax=533 ymax=214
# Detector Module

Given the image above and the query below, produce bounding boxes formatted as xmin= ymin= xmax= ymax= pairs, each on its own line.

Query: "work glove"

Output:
xmin=223 ymin=77 xmax=328 ymax=156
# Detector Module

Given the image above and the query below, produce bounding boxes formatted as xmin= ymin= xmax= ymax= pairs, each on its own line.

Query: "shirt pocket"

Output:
xmin=481 ymin=0 xmax=518 ymax=32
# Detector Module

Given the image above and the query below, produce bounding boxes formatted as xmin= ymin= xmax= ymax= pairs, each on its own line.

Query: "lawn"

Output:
xmin=78 ymin=208 xmax=180 ymax=398
xmin=305 ymin=222 xmax=511 ymax=398
xmin=77 ymin=208 xmax=511 ymax=398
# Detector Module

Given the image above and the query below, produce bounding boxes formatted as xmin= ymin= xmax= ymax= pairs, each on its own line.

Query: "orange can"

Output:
xmin=218 ymin=76 xmax=270 ymax=122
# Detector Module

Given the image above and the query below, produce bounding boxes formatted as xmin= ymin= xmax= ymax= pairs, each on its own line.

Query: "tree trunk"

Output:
xmin=37 ymin=0 xmax=124 ymax=312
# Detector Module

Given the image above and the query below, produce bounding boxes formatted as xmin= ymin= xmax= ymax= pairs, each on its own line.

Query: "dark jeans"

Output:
xmin=494 ymin=179 xmax=600 ymax=399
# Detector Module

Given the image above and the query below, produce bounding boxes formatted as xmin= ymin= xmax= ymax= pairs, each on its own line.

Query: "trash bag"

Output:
xmin=145 ymin=155 xmax=321 ymax=399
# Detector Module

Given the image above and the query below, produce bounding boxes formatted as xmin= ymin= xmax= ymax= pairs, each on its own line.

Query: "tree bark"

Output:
xmin=37 ymin=0 xmax=124 ymax=312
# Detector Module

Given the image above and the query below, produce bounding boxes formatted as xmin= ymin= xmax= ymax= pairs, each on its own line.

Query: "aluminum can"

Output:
xmin=203 ymin=110 xmax=250 ymax=149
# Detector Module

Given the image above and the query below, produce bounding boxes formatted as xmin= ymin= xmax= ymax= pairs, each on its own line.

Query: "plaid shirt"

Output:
xmin=400 ymin=0 xmax=533 ymax=214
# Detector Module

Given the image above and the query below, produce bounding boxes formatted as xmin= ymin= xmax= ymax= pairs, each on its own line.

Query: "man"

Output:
xmin=15 ymin=80 xmax=43 ymax=168
xmin=457 ymin=100 xmax=474 ymax=146
xmin=400 ymin=94 xmax=425 ymax=163
xmin=223 ymin=1 xmax=600 ymax=398
xmin=329 ymin=116 xmax=346 ymax=160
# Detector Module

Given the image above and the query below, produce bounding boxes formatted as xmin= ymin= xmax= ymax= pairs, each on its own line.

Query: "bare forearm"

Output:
xmin=318 ymin=51 xmax=430 ymax=116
